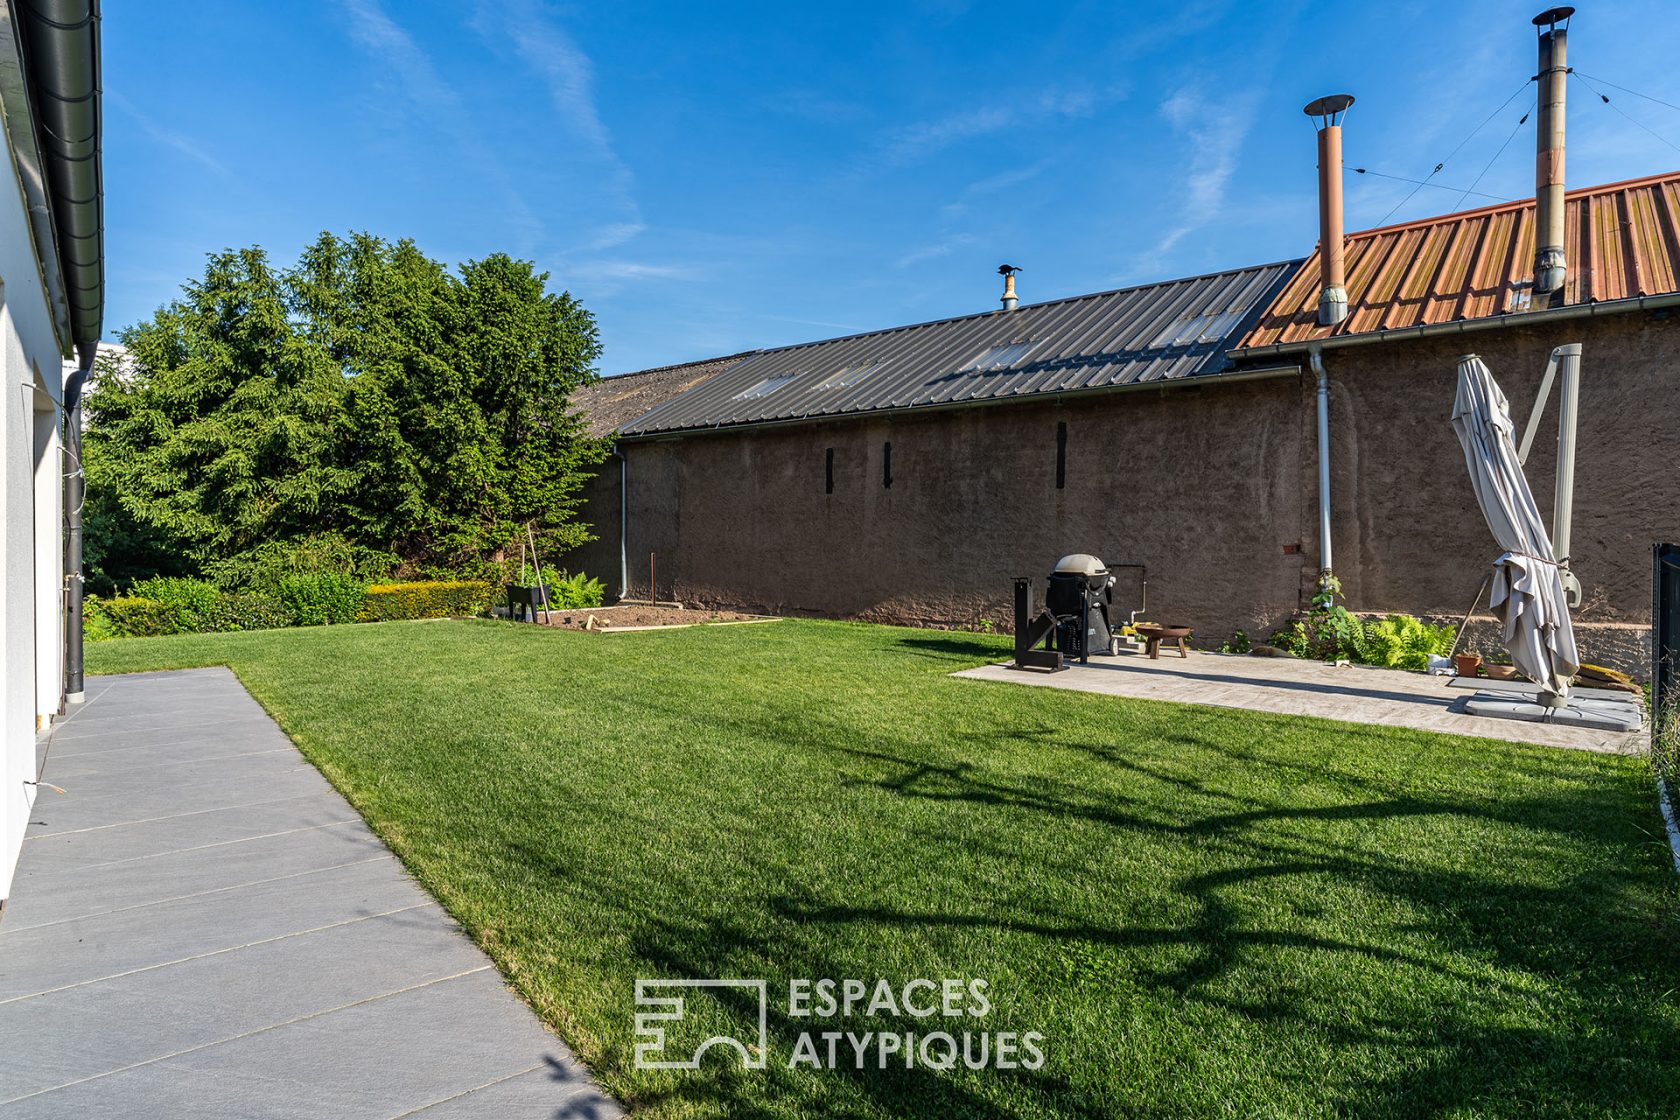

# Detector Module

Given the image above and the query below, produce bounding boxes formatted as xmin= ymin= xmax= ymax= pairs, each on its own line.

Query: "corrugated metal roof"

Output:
xmin=620 ymin=261 xmax=1300 ymax=436
xmin=1237 ymin=170 xmax=1680 ymax=351
xmin=570 ymin=352 xmax=754 ymax=438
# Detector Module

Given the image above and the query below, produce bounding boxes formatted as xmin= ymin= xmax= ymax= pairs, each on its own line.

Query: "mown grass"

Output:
xmin=89 ymin=619 xmax=1680 ymax=1119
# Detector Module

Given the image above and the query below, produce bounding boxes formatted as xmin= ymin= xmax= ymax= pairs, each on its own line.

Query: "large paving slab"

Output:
xmin=956 ymin=649 xmax=1646 ymax=754
xmin=0 ymin=668 xmax=621 ymax=1119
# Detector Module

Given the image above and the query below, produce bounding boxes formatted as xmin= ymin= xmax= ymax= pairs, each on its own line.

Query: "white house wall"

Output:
xmin=0 ymin=111 xmax=68 ymax=903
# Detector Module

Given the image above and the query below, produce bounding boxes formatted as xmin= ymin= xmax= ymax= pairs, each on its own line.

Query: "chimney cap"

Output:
xmin=997 ymin=263 xmax=1022 ymax=276
xmin=1532 ymin=6 xmax=1573 ymax=30
xmin=1303 ymin=94 xmax=1355 ymax=120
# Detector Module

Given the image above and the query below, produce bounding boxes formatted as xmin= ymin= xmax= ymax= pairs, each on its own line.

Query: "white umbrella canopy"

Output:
xmin=1450 ymin=355 xmax=1580 ymax=698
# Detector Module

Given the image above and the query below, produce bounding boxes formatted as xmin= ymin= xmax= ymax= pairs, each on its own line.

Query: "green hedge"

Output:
xmin=85 ymin=596 xmax=182 ymax=639
xmin=204 ymin=591 xmax=294 ymax=633
xmin=277 ymin=572 xmax=365 ymax=626
xmin=86 ymin=579 xmax=495 ymax=640
xmin=356 ymin=581 xmax=494 ymax=622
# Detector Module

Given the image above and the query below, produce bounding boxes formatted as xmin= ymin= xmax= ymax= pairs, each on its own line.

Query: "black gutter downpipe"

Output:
xmin=62 ymin=343 xmax=95 ymax=705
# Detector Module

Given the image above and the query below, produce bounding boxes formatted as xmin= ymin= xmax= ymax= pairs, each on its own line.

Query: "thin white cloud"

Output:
xmin=882 ymin=87 xmax=1106 ymax=165
xmin=341 ymin=0 xmax=544 ymax=249
xmin=579 ymin=261 xmax=692 ymax=281
xmin=1145 ymin=88 xmax=1256 ymax=260
xmin=895 ymin=234 xmax=976 ymax=269
xmin=108 ymin=91 xmax=232 ymax=179
xmin=941 ymin=160 xmax=1051 ymax=220
xmin=474 ymin=0 xmax=642 ymax=251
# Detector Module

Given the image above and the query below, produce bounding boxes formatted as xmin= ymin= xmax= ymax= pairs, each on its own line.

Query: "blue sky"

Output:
xmin=105 ymin=1 xmax=1680 ymax=375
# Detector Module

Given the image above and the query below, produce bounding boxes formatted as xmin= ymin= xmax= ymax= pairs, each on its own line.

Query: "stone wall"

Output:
xmin=567 ymin=311 xmax=1679 ymax=676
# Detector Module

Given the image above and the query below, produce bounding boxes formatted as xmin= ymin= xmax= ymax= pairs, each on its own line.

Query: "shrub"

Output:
xmin=547 ymin=571 xmax=605 ymax=609
xmin=85 ymin=595 xmax=182 ymax=639
xmin=206 ymin=533 xmax=397 ymax=592
xmin=1268 ymin=579 xmax=1457 ymax=670
xmin=1360 ymin=614 xmax=1457 ymax=671
xmin=203 ymin=591 xmax=294 ymax=633
xmin=129 ymin=576 xmax=222 ymax=631
xmin=276 ymin=572 xmax=366 ymax=626
xmin=1269 ymin=576 xmax=1365 ymax=661
xmin=357 ymin=580 xmax=494 ymax=622
xmin=84 ymin=597 xmax=119 ymax=642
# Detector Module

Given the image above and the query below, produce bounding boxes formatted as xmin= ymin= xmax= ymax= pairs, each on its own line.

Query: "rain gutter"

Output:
xmin=1232 ymin=290 xmax=1680 ymax=362
xmin=13 ymin=0 xmax=103 ymax=349
xmin=613 ymin=442 xmax=628 ymax=600
xmin=616 ymin=363 xmax=1304 ymax=443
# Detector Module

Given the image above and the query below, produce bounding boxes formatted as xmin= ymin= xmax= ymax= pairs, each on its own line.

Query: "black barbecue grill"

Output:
xmin=1013 ymin=554 xmax=1123 ymax=671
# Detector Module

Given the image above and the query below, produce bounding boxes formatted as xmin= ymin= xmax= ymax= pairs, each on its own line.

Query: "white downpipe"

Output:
xmin=615 ymin=444 xmax=628 ymax=601
xmin=1310 ymin=346 xmax=1333 ymax=583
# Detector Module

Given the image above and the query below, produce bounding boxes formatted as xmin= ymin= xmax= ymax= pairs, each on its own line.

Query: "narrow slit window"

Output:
xmin=882 ymin=441 xmax=893 ymax=489
xmin=1056 ymin=421 xmax=1067 ymax=490
xmin=825 ymin=447 xmax=834 ymax=494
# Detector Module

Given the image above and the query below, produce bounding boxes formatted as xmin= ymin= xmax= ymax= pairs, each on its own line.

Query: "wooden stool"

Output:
xmin=1136 ymin=625 xmax=1191 ymax=659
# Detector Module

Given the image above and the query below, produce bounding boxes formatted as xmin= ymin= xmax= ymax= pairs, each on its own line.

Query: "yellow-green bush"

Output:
xmin=84 ymin=596 xmax=183 ymax=640
xmin=356 ymin=580 xmax=493 ymax=622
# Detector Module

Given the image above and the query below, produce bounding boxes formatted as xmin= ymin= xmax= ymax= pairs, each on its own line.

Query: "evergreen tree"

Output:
xmin=83 ymin=232 xmax=606 ymax=585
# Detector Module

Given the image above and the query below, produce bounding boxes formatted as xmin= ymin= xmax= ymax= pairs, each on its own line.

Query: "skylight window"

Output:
xmin=817 ymin=360 xmax=889 ymax=390
xmin=1148 ymin=308 xmax=1247 ymax=348
xmin=731 ymin=374 xmax=799 ymax=401
xmin=961 ymin=340 xmax=1037 ymax=372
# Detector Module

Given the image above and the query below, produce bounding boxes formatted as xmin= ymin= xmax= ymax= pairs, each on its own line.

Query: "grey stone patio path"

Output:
xmin=957 ymin=648 xmax=1645 ymax=754
xmin=0 ymin=668 xmax=622 ymax=1120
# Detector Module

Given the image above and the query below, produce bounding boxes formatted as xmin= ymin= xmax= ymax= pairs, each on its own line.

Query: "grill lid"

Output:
xmin=1053 ymin=554 xmax=1107 ymax=576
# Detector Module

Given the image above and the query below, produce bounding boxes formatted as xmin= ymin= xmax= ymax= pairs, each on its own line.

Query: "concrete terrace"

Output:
xmin=0 ymin=668 xmax=620 ymax=1119
xmin=957 ymin=649 xmax=1645 ymax=755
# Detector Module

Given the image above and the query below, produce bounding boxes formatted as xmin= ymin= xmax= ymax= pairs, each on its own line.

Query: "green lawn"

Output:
xmin=89 ymin=619 xmax=1680 ymax=1118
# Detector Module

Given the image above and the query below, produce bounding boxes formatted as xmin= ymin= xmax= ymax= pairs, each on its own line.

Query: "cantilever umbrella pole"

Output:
xmin=1551 ymin=344 xmax=1582 ymax=607
xmin=1516 ymin=344 xmax=1584 ymax=608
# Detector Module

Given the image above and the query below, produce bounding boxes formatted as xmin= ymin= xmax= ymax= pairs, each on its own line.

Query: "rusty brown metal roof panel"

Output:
xmin=1235 ymin=169 xmax=1680 ymax=351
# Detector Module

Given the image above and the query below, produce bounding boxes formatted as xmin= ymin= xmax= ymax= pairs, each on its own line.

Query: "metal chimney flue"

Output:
xmin=998 ymin=264 xmax=1021 ymax=311
xmin=1533 ymin=7 xmax=1573 ymax=295
xmin=1304 ymin=95 xmax=1354 ymax=327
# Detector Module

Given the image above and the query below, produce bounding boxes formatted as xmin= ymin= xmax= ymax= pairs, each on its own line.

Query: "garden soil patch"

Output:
xmin=533 ymin=604 xmax=776 ymax=632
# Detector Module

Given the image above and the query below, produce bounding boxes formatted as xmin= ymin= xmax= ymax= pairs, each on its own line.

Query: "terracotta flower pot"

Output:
xmin=1454 ymin=653 xmax=1483 ymax=678
xmin=1484 ymin=663 xmax=1519 ymax=681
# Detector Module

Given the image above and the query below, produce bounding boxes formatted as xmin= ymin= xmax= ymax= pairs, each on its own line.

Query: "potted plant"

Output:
xmin=1483 ymin=655 xmax=1519 ymax=681
xmin=1454 ymin=650 xmax=1483 ymax=678
xmin=505 ymin=560 xmax=550 ymax=622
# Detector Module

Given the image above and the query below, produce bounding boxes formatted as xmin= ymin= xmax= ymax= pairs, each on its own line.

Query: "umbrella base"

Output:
xmin=1462 ymin=690 xmax=1644 ymax=733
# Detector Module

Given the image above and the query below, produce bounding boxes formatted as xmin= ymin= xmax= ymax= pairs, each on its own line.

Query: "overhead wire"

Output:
xmin=1349 ymin=167 xmax=1509 ymax=203
xmin=1572 ymin=71 xmax=1680 ymax=158
xmin=1367 ymin=79 xmax=1533 ymax=227
xmin=1571 ymin=70 xmax=1680 ymax=117
xmin=1448 ymin=96 xmax=1535 ymax=214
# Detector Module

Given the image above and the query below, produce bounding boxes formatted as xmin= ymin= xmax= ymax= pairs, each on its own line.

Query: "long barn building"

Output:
xmin=566 ymin=171 xmax=1680 ymax=675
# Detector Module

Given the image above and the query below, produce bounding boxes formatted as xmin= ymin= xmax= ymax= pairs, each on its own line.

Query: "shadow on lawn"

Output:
xmin=618 ymin=911 xmax=1113 ymax=1120
xmin=893 ymin=635 xmax=1007 ymax=662
xmin=817 ymin=737 xmax=1680 ymax=1114
xmin=487 ymin=678 xmax=1679 ymax=1117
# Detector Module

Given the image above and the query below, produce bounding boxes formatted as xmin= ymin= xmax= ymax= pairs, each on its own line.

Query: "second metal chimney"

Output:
xmin=1304 ymin=94 xmax=1354 ymax=326
xmin=998 ymin=264 xmax=1021 ymax=311
xmin=1533 ymin=7 xmax=1573 ymax=295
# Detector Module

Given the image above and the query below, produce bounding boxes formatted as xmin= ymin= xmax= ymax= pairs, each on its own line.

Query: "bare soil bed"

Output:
xmin=533 ymin=604 xmax=775 ymax=632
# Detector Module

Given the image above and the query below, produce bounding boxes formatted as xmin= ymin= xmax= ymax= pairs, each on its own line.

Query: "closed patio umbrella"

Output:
xmin=1450 ymin=355 xmax=1580 ymax=701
